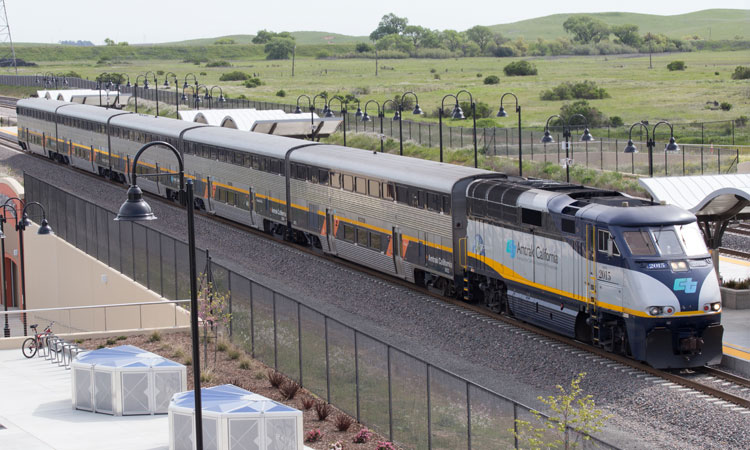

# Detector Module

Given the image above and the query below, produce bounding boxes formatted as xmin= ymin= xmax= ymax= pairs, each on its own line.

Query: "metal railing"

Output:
xmin=23 ymin=155 xmax=618 ymax=449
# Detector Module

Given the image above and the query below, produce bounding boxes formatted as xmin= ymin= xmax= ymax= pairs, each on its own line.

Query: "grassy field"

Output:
xmin=491 ymin=9 xmax=750 ymax=41
xmin=14 ymin=49 xmax=749 ymax=129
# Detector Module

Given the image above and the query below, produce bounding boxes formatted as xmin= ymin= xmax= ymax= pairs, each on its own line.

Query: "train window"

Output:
xmin=343 ymin=224 xmax=355 ymax=243
xmin=227 ymin=190 xmax=236 ymax=205
xmin=234 ymin=152 xmax=244 ymax=166
xmin=331 ymin=172 xmax=341 ymax=188
xmin=260 ymin=157 xmax=269 ymax=172
xmin=408 ymin=188 xmax=420 ymax=208
xmin=652 ymin=229 xmax=683 ymax=256
xmin=368 ymin=180 xmax=380 ymax=198
xmin=296 ymin=164 xmax=307 ymax=180
xmin=370 ymin=232 xmax=382 ymax=251
xmin=319 ymin=169 xmax=329 ymax=185
xmin=277 ymin=160 xmax=284 ymax=176
xmin=251 ymin=155 xmax=260 ymax=170
xmin=442 ymin=195 xmax=451 ymax=215
xmin=383 ymin=183 xmax=394 ymax=200
xmin=357 ymin=228 xmax=368 ymax=247
xmin=243 ymin=154 xmax=251 ymax=167
xmin=427 ymin=192 xmax=440 ymax=212
xmin=396 ymin=185 xmax=408 ymax=204
xmin=355 ymin=177 xmax=367 ymax=194
xmin=310 ymin=168 xmax=319 ymax=183
xmin=561 ymin=218 xmax=576 ymax=234
xmin=597 ymin=229 xmax=620 ymax=256
xmin=623 ymin=230 xmax=656 ymax=256
xmin=343 ymin=175 xmax=353 ymax=191
xmin=521 ymin=208 xmax=542 ymax=227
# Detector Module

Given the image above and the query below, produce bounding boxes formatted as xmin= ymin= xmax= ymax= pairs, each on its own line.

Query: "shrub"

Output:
xmin=458 ymin=101 xmax=492 ymax=119
xmin=376 ymin=442 xmax=397 ymax=450
xmin=275 ymin=89 xmax=286 ymax=97
xmin=148 ymin=331 xmax=161 ymax=342
xmin=243 ymin=77 xmax=262 ymax=88
xmin=540 ymin=81 xmax=609 ymax=101
xmin=216 ymin=340 xmax=228 ymax=352
xmin=476 ymin=73 xmax=482 ymax=77
xmin=199 ymin=71 xmax=207 ymax=76
xmin=206 ymin=60 xmax=231 ymax=67
xmin=304 ymin=429 xmax=322 ymax=443
xmin=355 ymin=42 xmax=373 ymax=53
xmin=239 ymin=358 xmax=251 ymax=369
xmin=117 ymin=336 xmax=127 ymax=341
xmin=301 ymin=396 xmax=316 ymax=410
xmin=279 ymin=380 xmax=300 ymax=400
xmin=352 ymin=428 xmax=373 ymax=443
xmin=106 ymin=338 xmax=116 ymax=345
xmin=736 ymin=116 xmax=749 ymax=127
xmin=183 ymin=357 xmax=191 ymax=366
xmin=720 ymin=102 xmax=732 ymax=111
xmin=227 ymin=349 xmax=240 ymax=360
xmin=731 ymin=66 xmax=750 ymax=80
xmin=156 ymin=70 xmax=164 ymax=75
xmin=200 ymin=370 xmax=214 ymax=383
xmin=609 ymin=116 xmax=624 ymax=127
xmin=715 ymin=71 xmax=720 ymax=76
xmin=483 ymin=75 xmax=500 ymax=85
xmin=503 ymin=60 xmax=537 ymax=76
xmin=219 ymin=71 xmax=249 ymax=81
xmin=559 ymin=100 xmax=608 ymax=128
xmin=667 ymin=60 xmax=686 ymax=71
xmin=333 ymin=414 xmax=354 ymax=431
xmin=266 ymin=370 xmax=285 ymax=388
xmin=724 ymin=277 xmax=750 ymax=289
xmin=173 ymin=348 xmax=185 ymax=359
xmin=314 ymin=401 xmax=332 ymax=421
xmin=433 ymin=73 xmax=440 ymax=80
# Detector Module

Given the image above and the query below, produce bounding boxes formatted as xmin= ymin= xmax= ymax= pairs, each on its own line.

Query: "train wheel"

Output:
xmin=575 ymin=313 xmax=592 ymax=343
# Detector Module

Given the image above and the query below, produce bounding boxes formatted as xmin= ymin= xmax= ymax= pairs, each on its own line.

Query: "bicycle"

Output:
xmin=21 ymin=321 xmax=56 ymax=358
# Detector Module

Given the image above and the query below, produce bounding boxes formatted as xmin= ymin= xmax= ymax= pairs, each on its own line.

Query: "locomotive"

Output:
xmin=16 ymin=98 xmax=723 ymax=369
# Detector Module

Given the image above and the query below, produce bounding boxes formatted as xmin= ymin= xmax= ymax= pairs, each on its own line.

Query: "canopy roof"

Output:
xmin=639 ymin=174 xmax=750 ymax=221
xmin=171 ymin=384 xmax=298 ymax=414
xmin=75 ymin=345 xmax=184 ymax=369
xmin=177 ymin=108 xmax=340 ymax=138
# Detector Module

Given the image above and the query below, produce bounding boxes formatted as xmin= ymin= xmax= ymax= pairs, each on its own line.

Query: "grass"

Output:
xmin=10 ymin=49 xmax=750 ymax=130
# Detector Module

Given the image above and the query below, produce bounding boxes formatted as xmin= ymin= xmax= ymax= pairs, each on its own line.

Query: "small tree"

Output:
xmin=514 ymin=373 xmax=610 ymax=449
xmin=264 ymin=37 xmax=295 ymax=60
xmin=504 ymin=60 xmax=538 ymax=76
xmin=197 ymin=280 xmax=231 ymax=369
xmin=731 ymin=66 xmax=750 ymax=80
xmin=667 ymin=61 xmax=686 ymax=71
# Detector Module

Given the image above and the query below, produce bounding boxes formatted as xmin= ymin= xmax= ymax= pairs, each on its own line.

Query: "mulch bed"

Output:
xmin=79 ymin=331 xmax=398 ymax=450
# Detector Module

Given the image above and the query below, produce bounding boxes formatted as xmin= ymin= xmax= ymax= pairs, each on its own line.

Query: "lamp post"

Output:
xmin=438 ymin=93 xmax=460 ymax=163
xmin=42 ymin=72 xmax=55 ymax=89
xmin=497 ymin=92 xmax=522 ymax=176
xmin=396 ymin=91 xmax=423 ymax=156
xmin=294 ymin=94 xmax=313 ymax=139
xmin=541 ymin=114 xmax=594 ymax=183
xmin=163 ymin=72 xmax=179 ymax=118
xmin=362 ymin=100 xmax=384 ymax=152
xmin=115 ymin=141 xmax=204 ymax=450
xmin=55 ymin=74 xmax=69 ymax=88
xmin=193 ymin=85 xmax=209 ymax=111
xmin=311 ymin=94 xmax=327 ymax=141
xmin=134 ymin=74 xmax=149 ymax=114
xmin=455 ymin=90 xmax=478 ymax=168
xmin=352 ymin=99 xmax=363 ymax=132
xmin=327 ymin=96 xmax=347 ymax=146
xmin=113 ymin=74 xmax=131 ymax=110
xmin=1 ymin=198 xmax=53 ymax=337
xmin=97 ymin=73 xmax=114 ymax=109
xmin=208 ymin=86 xmax=225 ymax=111
xmin=34 ymin=73 xmax=43 ymax=85
xmin=0 ymin=201 xmax=19 ymax=338
xmin=623 ymin=120 xmax=679 ymax=177
xmin=182 ymin=73 xmax=198 ymax=109
xmin=143 ymin=71 xmax=159 ymax=117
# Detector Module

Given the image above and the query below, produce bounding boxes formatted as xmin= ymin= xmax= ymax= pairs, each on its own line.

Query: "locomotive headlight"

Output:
xmin=711 ymin=302 xmax=721 ymax=312
xmin=670 ymin=261 xmax=688 ymax=272
xmin=648 ymin=306 xmax=663 ymax=316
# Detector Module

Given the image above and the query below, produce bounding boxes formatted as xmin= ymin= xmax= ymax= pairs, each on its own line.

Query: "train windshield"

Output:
xmin=675 ymin=223 xmax=709 ymax=256
xmin=652 ymin=228 xmax=683 ymax=256
xmin=622 ymin=224 xmax=708 ymax=258
xmin=622 ymin=230 xmax=657 ymax=256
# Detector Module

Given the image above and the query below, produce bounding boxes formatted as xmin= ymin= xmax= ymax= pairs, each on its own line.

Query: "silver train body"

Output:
xmin=16 ymin=98 xmax=723 ymax=369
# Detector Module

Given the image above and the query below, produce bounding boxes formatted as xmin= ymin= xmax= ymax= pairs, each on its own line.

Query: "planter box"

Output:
xmin=720 ymin=286 xmax=750 ymax=309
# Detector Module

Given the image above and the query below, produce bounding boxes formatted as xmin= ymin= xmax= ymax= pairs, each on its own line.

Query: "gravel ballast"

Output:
xmin=1 ymin=146 xmax=749 ymax=449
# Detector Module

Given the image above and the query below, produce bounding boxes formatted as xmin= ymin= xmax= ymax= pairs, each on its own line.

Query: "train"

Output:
xmin=15 ymin=97 xmax=723 ymax=369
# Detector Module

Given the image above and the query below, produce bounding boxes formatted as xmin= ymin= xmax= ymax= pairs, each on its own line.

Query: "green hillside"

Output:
xmin=489 ymin=9 xmax=750 ymax=41
xmin=160 ymin=31 xmax=368 ymax=46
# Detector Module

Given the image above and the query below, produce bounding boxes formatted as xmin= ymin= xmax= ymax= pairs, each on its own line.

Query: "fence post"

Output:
xmin=325 ymin=318 xmax=331 ymax=403
xmin=273 ymin=294 xmax=278 ymax=370
xmin=297 ymin=302 xmax=303 ymax=386
xmin=354 ymin=332 xmax=360 ymax=422
xmin=701 ymin=146 xmax=704 ymax=175
xmin=718 ymin=147 xmax=721 ymax=173
xmin=428 ymin=124 xmax=431 ymax=148
xmin=426 ymin=363 xmax=432 ymax=450
xmin=682 ymin=147 xmax=686 ymax=175
xmin=615 ymin=139 xmax=618 ymax=172
xmin=388 ymin=347 xmax=394 ymax=442
xmin=513 ymin=403 xmax=519 ymax=449
xmin=600 ymin=139 xmax=603 ymax=170
xmin=250 ymin=283 xmax=255 ymax=357
xmin=631 ymin=151 xmax=634 ymax=175
xmin=466 ymin=382 xmax=472 ymax=450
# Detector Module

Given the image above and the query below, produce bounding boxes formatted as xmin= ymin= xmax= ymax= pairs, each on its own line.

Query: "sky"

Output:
xmin=5 ymin=0 xmax=750 ymax=44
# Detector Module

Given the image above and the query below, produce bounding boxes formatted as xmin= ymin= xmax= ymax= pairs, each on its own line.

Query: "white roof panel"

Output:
xmin=639 ymin=174 xmax=750 ymax=218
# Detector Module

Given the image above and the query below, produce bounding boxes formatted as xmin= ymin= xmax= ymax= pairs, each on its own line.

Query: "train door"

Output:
xmin=193 ymin=174 xmax=208 ymax=210
xmin=392 ymin=227 xmax=403 ymax=276
xmin=326 ymin=209 xmax=336 ymax=253
xmin=594 ymin=227 xmax=623 ymax=310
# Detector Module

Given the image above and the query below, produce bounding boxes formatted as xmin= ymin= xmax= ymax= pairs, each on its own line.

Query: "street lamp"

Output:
xmin=295 ymin=95 xmax=314 ymax=139
xmin=113 ymin=74 xmax=131 ymax=109
xmin=114 ymin=141 xmax=204 ymax=450
xmin=1 ymin=198 xmax=53 ymax=337
xmin=162 ymin=72 xmax=179 ymax=118
xmin=208 ymin=86 xmax=225 ymax=111
xmin=438 ymin=93 xmax=459 ymax=163
xmin=97 ymin=73 xmax=115 ymax=109
xmin=43 ymin=72 xmax=55 ymax=89
xmin=362 ymin=100 xmax=384 ymax=153
xmin=541 ymin=114 xmax=594 ymax=183
xmin=327 ymin=96 xmax=347 ymax=146
xmin=55 ymin=73 xmax=69 ymax=88
xmin=396 ymin=91 xmax=423 ymax=156
xmin=623 ymin=120 xmax=679 ymax=177
xmin=311 ymin=93 xmax=327 ymax=141
xmin=134 ymin=74 xmax=149 ymax=114
xmin=497 ymin=92 xmax=523 ymax=176
xmin=144 ymin=71 xmax=159 ymax=117
xmin=455 ymin=90 xmax=479 ymax=168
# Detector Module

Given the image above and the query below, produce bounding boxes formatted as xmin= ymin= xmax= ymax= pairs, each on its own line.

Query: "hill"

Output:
xmin=489 ymin=9 xmax=750 ymax=41
xmin=160 ymin=31 xmax=368 ymax=46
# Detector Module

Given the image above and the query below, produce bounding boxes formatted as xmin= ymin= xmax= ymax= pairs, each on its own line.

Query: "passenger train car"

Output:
xmin=16 ymin=98 xmax=723 ymax=369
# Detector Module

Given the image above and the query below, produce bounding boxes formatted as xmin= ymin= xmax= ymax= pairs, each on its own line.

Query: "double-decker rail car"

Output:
xmin=16 ymin=98 xmax=723 ymax=368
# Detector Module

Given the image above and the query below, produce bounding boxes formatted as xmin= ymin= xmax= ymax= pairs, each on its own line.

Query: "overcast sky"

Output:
xmin=6 ymin=0 xmax=750 ymax=44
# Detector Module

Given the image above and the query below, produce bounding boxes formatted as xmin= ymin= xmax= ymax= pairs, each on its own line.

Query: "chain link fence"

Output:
xmin=22 ymin=172 xmax=617 ymax=449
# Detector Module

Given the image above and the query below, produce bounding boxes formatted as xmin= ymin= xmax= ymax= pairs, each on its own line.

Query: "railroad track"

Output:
xmin=2 ymin=136 xmax=750 ymax=411
xmin=0 ymin=95 xmax=18 ymax=109
xmin=719 ymin=247 xmax=750 ymax=260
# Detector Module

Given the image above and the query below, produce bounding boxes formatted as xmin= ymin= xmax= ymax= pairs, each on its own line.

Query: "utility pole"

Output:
xmin=0 ymin=0 xmax=17 ymax=74
xmin=375 ymin=50 xmax=378 ymax=76
xmin=292 ymin=45 xmax=295 ymax=77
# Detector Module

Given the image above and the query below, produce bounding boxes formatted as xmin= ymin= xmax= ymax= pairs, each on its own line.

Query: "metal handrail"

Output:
xmin=0 ymin=299 xmax=189 ymax=316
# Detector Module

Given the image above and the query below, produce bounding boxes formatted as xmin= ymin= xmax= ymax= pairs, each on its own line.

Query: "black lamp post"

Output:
xmin=294 ymin=94 xmax=315 ymax=140
xmin=143 ymin=71 xmax=159 ymax=117
xmin=311 ymin=94 xmax=327 ymax=141
xmin=327 ymin=96 xmax=347 ymax=146
xmin=362 ymin=100 xmax=384 ymax=153
xmin=1 ymin=198 xmax=53 ymax=337
xmin=115 ymin=141 xmax=203 ymax=450
xmin=396 ymin=91 xmax=423 ymax=156
xmin=623 ymin=120 xmax=679 ymax=177
xmin=34 ymin=73 xmax=43 ymax=85
xmin=182 ymin=73 xmax=199 ymax=109
xmin=97 ymin=73 xmax=115 ymax=109
xmin=163 ymin=72 xmax=179 ymax=118
xmin=55 ymin=74 xmax=69 ymax=88
xmin=0 ymin=201 xmax=19 ymax=338
xmin=42 ymin=72 xmax=55 ymax=89
xmin=208 ymin=86 xmax=225 ymax=111
xmin=352 ymin=100 xmax=363 ymax=132
xmin=113 ymin=73 xmax=131 ymax=110
xmin=541 ymin=114 xmax=594 ymax=183
xmin=455 ymin=90 xmax=478 ymax=168
xmin=497 ymin=92 xmax=522 ymax=176
xmin=438 ymin=93 xmax=460 ymax=163
xmin=134 ymin=74 xmax=149 ymax=114
xmin=194 ymin=85 xmax=209 ymax=111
